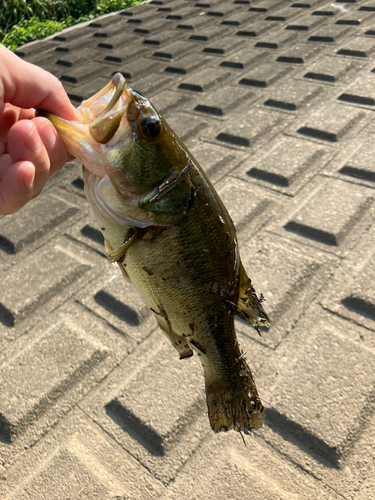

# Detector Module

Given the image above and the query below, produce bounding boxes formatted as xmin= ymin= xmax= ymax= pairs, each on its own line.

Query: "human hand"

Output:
xmin=0 ymin=45 xmax=79 ymax=215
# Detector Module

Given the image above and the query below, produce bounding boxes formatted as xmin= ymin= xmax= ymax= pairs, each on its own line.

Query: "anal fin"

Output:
xmin=151 ymin=307 xmax=193 ymax=360
xmin=236 ymin=261 xmax=270 ymax=328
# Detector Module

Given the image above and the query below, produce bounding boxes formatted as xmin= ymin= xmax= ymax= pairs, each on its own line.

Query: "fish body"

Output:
xmin=42 ymin=74 xmax=270 ymax=433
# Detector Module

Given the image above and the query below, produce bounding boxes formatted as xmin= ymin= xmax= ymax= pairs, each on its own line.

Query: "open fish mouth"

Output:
xmin=41 ymin=74 xmax=155 ymax=227
xmin=76 ymin=73 xmax=148 ymax=226
xmin=39 ymin=73 xmax=133 ymax=179
xmin=82 ymin=72 xmax=131 ymax=145
xmin=79 ymin=73 xmax=155 ymax=228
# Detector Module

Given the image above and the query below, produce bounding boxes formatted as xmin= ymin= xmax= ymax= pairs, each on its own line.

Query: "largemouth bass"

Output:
xmin=41 ymin=73 xmax=270 ymax=433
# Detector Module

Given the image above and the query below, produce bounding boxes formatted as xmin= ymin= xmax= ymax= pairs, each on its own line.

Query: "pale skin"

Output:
xmin=0 ymin=45 xmax=79 ymax=215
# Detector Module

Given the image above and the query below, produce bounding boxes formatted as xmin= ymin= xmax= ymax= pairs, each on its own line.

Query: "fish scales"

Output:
xmin=124 ymin=166 xmax=238 ymax=362
xmin=41 ymin=73 xmax=270 ymax=434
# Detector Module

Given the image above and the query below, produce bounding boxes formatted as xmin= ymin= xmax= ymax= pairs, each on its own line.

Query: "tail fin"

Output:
xmin=205 ymin=356 xmax=264 ymax=433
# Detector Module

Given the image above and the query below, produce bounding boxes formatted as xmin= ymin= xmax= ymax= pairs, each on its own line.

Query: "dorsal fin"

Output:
xmin=236 ymin=261 xmax=270 ymax=328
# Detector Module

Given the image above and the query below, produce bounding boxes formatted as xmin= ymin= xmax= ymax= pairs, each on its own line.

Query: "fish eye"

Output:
xmin=140 ymin=117 xmax=161 ymax=139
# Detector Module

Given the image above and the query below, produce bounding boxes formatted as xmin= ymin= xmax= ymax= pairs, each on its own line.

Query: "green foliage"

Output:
xmin=94 ymin=0 xmax=140 ymax=15
xmin=2 ymin=18 xmax=71 ymax=51
xmin=0 ymin=0 xmax=143 ymax=50
xmin=0 ymin=0 xmax=96 ymax=32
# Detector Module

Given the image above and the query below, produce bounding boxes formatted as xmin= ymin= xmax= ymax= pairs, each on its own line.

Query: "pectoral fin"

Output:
xmin=236 ymin=262 xmax=270 ymax=328
xmin=105 ymin=227 xmax=140 ymax=263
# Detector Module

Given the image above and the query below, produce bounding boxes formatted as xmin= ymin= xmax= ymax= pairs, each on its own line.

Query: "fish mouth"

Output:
xmin=78 ymin=73 xmax=149 ymax=226
xmin=39 ymin=73 xmax=132 ymax=178
xmin=41 ymin=74 xmax=151 ymax=226
xmin=85 ymin=72 xmax=130 ymax=145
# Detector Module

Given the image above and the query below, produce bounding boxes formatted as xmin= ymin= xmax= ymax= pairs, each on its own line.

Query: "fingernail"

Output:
xmin=25 ymin=127 xmax=42 ymax=153
xmin=23 ymin=167 xmax=35 ymax=190
xmin=39 ymin=122 xmax=57 ymax=150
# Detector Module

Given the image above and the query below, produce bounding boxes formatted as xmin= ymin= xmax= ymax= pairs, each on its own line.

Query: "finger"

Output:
xmin=33 ymin=116 xmax=71 ymax=182
xmin=8 ymin=120 xmax=50 ymax=196
xmin=1 ymin=104 xmax=21 ymax=125
xmin=0 ymin=155 xmax=34 ymax=215
xmin=0 ymin=105 xmax=35 ymax=154
xmin=3 ymin=102 xmax=35 ymax=120
xmin=18 ymin=107 xmax=36 ymax=120
xmin=0 ymin=105 xmax=21 ymax=154
xmin=0 ymin=46 xmax=78 ymax=120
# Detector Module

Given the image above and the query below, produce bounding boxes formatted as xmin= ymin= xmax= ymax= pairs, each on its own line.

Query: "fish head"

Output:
xmin=41 ymin=73 xmax=192 ymax=227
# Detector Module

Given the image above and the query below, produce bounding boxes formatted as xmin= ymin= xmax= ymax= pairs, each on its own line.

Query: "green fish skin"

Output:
xmin=41 ymin=73 xmax=270 ymax=434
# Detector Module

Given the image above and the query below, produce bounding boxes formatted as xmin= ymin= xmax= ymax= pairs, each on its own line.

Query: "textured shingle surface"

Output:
xmin=2 ymin=0 xmax=375 ymax=498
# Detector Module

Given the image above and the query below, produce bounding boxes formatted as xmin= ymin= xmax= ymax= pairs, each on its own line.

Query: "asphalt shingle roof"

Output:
xmin=1 ymin=0 xmax=375 ymax=498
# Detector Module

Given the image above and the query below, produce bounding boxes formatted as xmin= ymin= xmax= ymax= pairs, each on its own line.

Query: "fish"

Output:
xmin=40 ymin=73 xmax=270 ymax=434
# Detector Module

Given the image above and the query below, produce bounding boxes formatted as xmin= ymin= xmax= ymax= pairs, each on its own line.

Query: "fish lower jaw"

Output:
xmin=83 ymin=169 xmax=151 ymax=228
